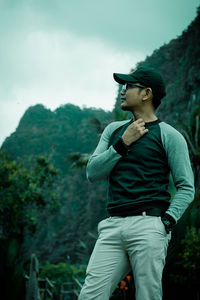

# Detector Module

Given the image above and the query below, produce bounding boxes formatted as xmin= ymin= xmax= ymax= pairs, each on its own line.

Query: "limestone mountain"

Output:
xmin=1 ymin=6 xmax=200 ymax=265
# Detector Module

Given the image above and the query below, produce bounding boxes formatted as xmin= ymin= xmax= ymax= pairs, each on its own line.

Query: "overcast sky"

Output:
xmin=0 ymin=0 xmax=199 ymax=146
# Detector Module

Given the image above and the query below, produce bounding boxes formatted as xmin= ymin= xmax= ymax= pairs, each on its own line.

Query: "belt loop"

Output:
xmin=142 ymin=211 xmax=146 ymax=217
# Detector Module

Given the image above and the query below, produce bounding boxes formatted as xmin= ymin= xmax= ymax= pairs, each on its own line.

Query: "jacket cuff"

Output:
xmin=113 ymin=137 xmax=131 ymax=156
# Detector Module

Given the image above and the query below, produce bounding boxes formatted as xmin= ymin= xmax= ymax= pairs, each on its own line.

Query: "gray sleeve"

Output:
xmin=86 ymin=123 xmax=122 ymax=182
xmin=159 ymin=122 xmax=195 ymax=223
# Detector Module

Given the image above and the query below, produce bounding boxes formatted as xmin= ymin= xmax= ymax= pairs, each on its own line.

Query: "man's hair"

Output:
xmin=152 ymin=95 xmax=161 ymax=110
xmin=137 ymin=86 xmax=161 ymax=110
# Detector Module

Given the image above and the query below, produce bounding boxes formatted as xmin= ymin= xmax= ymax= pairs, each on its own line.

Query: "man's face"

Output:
xmin=120 ymin=82 xmax=146 ymax=111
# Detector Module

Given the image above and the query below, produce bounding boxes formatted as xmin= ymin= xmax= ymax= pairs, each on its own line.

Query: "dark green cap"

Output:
xmin=113 ymin=66 xmax=166 ymax=99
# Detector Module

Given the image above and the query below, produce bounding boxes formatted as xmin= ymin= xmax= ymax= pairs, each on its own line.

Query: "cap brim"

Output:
xmin=113 ymin=73 xmax=138 ymax=84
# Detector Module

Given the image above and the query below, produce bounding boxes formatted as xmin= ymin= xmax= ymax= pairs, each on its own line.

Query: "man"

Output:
xmin=78 ymin=66 xmax=195 ymax=300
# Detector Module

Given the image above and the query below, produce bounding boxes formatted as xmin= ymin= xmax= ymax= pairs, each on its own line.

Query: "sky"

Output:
xmin=0 ymin=0 xmax=199 ymax=146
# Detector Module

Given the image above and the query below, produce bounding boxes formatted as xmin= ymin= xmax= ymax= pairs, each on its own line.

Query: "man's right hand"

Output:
xmin=121 ymin=118 xmax=149 ymax=146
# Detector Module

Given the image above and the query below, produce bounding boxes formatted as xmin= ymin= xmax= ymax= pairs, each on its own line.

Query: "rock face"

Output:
xmin=114 ymin=6 xmax=200 ymax=129
xmin=1 ymin=103 xmax=112 ymax=173
xmin=0 ymin=7 xmax=200 ymax=265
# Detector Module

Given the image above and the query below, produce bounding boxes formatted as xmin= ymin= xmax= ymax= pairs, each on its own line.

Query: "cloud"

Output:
xmin=1 ymin=0 xmax=199 ymax=53
xmin=0 ymin=26 xmax=145 ymax=146
xmin=0 ymin=26 xmax=145 ymax=106
xmin=0 ymin=0 xmax=199 ymax=146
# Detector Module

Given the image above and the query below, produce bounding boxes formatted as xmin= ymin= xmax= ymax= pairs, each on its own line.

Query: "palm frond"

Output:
xmin=67 ymin=153 xmax=89 ymax=168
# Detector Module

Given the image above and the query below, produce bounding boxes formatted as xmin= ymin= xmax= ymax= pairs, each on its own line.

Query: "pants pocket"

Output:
xmin=97 ymin=216 xmax=119 ymax=234
xmin=97 ymin=218 xmax=108 ymax=234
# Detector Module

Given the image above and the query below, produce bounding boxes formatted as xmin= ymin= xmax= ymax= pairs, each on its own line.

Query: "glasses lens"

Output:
xmin=122 ymin=83 xmax=144 ymax=90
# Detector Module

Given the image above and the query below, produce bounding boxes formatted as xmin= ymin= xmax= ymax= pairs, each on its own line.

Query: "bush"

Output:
xmin=39 ymin=262 xmax=86 ymax=298
xmin=170 ymin=225 xmax=200 ymax=289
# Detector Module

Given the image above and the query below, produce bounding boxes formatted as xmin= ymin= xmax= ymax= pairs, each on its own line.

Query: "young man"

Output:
xmin=78 ymin=66 xmax=195 ymax=300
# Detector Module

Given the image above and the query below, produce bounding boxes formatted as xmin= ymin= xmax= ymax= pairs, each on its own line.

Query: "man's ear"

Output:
xmin=143 ymin=87 xmax=152 ymax=100
xmin=146 ymin=87 xmax=152 ymax=96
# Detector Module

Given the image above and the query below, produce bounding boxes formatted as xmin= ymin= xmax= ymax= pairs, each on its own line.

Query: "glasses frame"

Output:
xmin=122 ymin=82 xmax=147 ymax=91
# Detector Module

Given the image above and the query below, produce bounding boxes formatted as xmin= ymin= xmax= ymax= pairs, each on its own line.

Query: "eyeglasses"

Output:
xmin=122 ymin=83 xmax=147 ymax=91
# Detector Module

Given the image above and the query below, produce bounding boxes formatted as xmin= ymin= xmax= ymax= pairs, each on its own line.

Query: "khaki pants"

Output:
xmin=78 ymin=211 xmax=172 ymax=300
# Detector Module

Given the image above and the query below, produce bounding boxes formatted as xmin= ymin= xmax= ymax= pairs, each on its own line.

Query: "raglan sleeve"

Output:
xmin=161 ymin=125 xmax=195 ymax=224
xmin=86 ymin=123 xmax=123 ymax=183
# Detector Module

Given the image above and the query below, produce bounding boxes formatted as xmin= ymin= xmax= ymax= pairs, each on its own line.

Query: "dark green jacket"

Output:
xmin=86 ymin=118 xmax=195 ymax=223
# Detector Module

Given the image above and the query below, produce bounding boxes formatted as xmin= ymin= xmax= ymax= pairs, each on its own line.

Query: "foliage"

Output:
xmin=170 ymin=226 xmax=200 ymax=289
xmin=0 ymin=238 xmax=26 ymax=300
xmin=0 ymin=151 xmax=60 ymax=239
xmin=39 ymin=261 xmax=86 ymax=298
xmin=67 ymin=152 xmax=89 ymax=168
xmin=178 ymin=105 xmax=200 ymax=189
xmin=0 ymin=151 xmax=60 ymax=299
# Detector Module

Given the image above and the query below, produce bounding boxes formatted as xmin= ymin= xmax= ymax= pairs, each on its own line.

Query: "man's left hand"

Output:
xmin=161 ymin=213 xmax=176 ymax=234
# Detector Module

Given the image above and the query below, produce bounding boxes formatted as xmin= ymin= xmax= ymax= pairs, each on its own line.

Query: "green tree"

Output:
xmin=0 ymin=151 xmax=60 ymax=300
xmin=170 ymin=226 xmax=200 ymax=294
